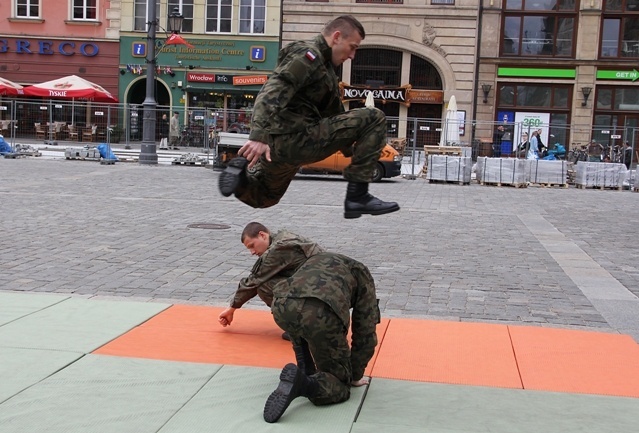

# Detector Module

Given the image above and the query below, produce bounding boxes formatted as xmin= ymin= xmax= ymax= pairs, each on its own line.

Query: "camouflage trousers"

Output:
xmin=235 ymin=107 xmax=387 ymax=208
xmin=271 ymin=296 xmax=352 ymax=406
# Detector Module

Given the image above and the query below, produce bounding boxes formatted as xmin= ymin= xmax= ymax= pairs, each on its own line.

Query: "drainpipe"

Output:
xmin=279 ymin=0 xmax=284 ymax=50
xmin=471 ymin=2 xmax=484 ymax=149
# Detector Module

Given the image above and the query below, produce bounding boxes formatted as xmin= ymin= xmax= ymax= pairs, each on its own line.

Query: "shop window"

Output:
xmin=498 ymin=84 xmax=572 ymax=108
xmin=601 ymin=1 xmax=639 ymax=58
xmin=239 ymin=0 xmax=265 ymax=34
xmin=134 ymin=0 xmax=160 ymax=31
xmin=614 ymin=87 xmax=639 ymax=110
xmin=72 ymin=0 xmax=96 ymax=20
xmin=501 ymin=1 xmax=577 ymax=57
xmin=409 ymin=55 xmax=442 ymax=89
xmin=206 ymin=0 xmax=232 ymax=33
xmin=16 ymin=0 xmax=39 ymax=18
xmin=168 ymin=0 xmax=194 ymax=33
xmin=350 ymin=48 xmax=402 ymax=87
xmin=596 ymin=88 xmax=613 ymax=109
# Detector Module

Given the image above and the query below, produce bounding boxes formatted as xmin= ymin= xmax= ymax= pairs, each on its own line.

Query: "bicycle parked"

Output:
xmin=566 ymin=144 xmax=588 ymax=164
xmin=178 ymin=125 xmax=195 ymax=148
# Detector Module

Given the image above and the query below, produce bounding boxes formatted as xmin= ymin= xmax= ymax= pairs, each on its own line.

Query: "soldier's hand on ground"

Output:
xmin=218 ymin=307 xmax=236 ymax=327
xmin=238 ymin=140 xmax=271 ymax=168
xmin=351 ymin=377 xmax=370 ymax=387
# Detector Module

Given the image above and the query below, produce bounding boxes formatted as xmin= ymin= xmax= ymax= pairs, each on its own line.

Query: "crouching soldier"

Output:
xmin=263 ymin=252 xmax=380 ymax=423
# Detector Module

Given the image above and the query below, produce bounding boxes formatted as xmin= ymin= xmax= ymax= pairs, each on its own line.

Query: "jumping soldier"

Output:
xmin=218 ymin=15 xmax=399 ymax=219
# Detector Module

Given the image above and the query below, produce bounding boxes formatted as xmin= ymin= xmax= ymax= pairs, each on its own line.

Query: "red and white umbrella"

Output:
xmin=0 ymin=76 xmax=24 ymax=96
xmin=23 ymin=75 xmax=118 ymax=103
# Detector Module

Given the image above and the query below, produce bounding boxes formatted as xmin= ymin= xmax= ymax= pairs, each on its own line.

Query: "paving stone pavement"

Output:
xmin=1 ymin=157 xmax=638 ymax=342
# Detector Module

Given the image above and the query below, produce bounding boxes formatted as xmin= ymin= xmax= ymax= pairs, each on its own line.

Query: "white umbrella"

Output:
xmin=23 ymin=75 xmax=117 ymax=102
xmin=439 ymin=95 xmax=460 ymax=146
xmin=0 ymin=76 xmax=24 ymax=96
xmin=365 ymin=91 xmax=375 ymax=108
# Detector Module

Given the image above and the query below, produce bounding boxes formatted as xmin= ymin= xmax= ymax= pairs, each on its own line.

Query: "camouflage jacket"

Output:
xmin=273 ymin=252 xmax=380 ymax=381
xmin=248 ymin=35 xmax=344 ymax=144
xmin=231 ymin=230 xmax=324 ymax=309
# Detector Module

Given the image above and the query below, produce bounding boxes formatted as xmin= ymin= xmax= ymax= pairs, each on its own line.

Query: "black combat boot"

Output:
xmin=344 ymin=181 xmax=400 ymax=219
xmin=263 ymin=363 xmax=319 ymax=423
xmin=218 ymin=157 xmax=248 ymax=197
xmin=293 ymin=339 xmax=317 ymax=376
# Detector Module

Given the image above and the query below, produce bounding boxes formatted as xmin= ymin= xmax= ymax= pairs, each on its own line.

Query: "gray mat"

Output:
xmin=0 ymin=354 xmax=221 ymax=433
xmin=0 ymin=292 xmax=69 ymax=326
xmin=159 ymin=364 xmax=366 ymax=433
xmin=355 ymin=378 xmax=639 ymax=433
xmin=0 ymin=347 xmax=82 ymax=403
xmin=0 ymin=297 xmax=169 ymax=352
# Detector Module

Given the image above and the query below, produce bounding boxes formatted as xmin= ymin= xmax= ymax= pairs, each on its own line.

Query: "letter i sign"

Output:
xmin=132 ymin=42 xmax=147 ymax=58
xmin=250 ymin=45 xmax=266 ymax=62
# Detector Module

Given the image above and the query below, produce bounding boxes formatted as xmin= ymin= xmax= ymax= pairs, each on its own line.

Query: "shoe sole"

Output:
xmin=218 ymin=158 xmax=248 ymax=197
xmin=344 ymin=203 xmax=400 ymax=219
xmin=263 ymin=363 xmax=300 ymax=423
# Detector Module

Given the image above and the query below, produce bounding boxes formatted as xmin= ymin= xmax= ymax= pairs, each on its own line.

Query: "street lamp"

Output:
xmin=139 ymin=5 xmax=184 ymax=165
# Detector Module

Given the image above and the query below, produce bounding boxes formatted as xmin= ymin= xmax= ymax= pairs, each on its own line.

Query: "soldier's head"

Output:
xmin=241 ymin=222 xmax=271 ymax=256
xmin=322 ymin=15 xmax=365 ymax=67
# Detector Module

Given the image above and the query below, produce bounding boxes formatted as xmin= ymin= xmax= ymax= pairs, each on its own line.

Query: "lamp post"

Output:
xmin=139 ymin=5 xmax=184 ymax=165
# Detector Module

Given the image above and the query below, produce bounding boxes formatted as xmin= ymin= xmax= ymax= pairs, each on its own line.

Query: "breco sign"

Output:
xmin=0 ymin=39 xmax=99 ymax=57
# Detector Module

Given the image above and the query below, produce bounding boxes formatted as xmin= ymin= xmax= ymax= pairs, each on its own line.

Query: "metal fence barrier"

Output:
xmin=1 ymin=98 xmax=636 ymax=177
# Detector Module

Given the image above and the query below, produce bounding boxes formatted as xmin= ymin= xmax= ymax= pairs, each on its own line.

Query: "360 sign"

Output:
xmin=522 ymin=117 xmax=544 ymax=127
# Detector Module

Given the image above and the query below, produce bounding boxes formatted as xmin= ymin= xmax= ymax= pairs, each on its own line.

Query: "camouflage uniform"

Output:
xmin=236 ymin=35 xmax=387 ymax=208
xmin=271 ymin=252 xmax=380 ymax=405
xmin=231 ymin=230 xmax=324 ymax=309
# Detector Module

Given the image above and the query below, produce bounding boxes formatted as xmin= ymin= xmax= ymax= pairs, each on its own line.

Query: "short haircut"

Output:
xmin=241 ymin=222 xmax=269 ymax=242
xmin=323 ymin=15 xmax=365 ymax=40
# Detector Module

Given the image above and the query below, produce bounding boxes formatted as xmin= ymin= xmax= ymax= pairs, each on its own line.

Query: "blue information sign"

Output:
xmin=250 ymin=46 xmax=265 ymax=62
xmin=132 ymin=42 xmax=147 ymax=58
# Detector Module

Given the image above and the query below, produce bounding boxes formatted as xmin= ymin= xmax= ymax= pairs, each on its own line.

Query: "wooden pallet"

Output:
xmin=65 ymin=156 xmax=101 ymax=161
xmin=1 ymin=153 xmax=27 ymax=159
xmin=171 ymin=160 xmax=209 ymax=166
xmin=428 ymin=179 xmax=470 ymax=185
xmin=535 ymin=183 xmax=569 ymax=189
xmin=575 ymin=184 xmax=622 ymax=191
xmin=479 ymin=181 xmax=527 ymax=188
xmin=424 ymin=145 xmax=463 ymax=156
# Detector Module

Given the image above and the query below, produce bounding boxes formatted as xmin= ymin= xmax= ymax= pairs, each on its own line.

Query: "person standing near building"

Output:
xmin=159 ymin=113 xmax=169 ymax=150
xmin=169 ymin=111 xmax=180 ymax=150
xmin=527 ymin=131 xmax=540 ymax=160
xmin=622 ymin=141 xmax=633 ymax=169
xmin=492 ymin=125 xmax=505 ymax=158
xmin=536 ymin=129 xmax=547 ymax=157
xmin=263 ymin=252 xmax=380 ymax=423
xmin=218 ymin=15 xmax=399 ymax=219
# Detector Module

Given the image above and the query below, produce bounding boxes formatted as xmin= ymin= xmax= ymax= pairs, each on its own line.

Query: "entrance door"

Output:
xmin=407 ymin=104 xmax=442 ymax=149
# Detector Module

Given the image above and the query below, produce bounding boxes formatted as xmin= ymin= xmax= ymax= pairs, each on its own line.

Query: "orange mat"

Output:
xmin=95 ymin=304 xmax=639 ymax=397
xmin=509 ymin=326 xmax=639 ymax=398
xmin=370 ymin=319 xmax=523 ymax=389
xmin=95 ymin=304 xmax=389 ymax=376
